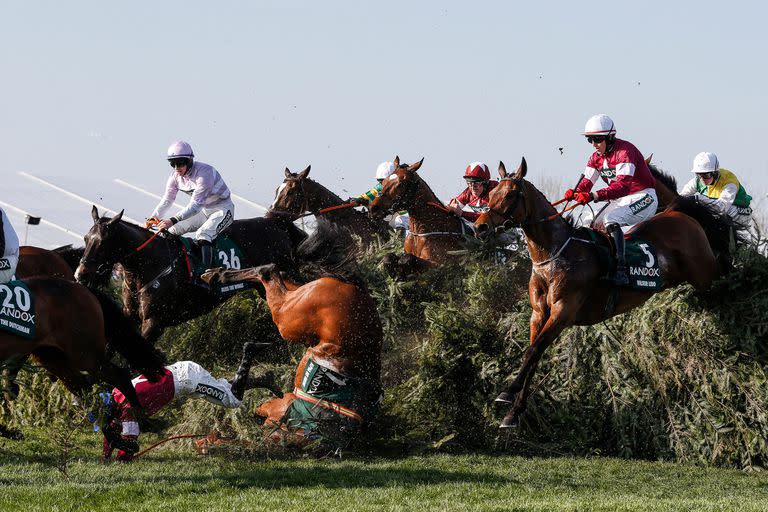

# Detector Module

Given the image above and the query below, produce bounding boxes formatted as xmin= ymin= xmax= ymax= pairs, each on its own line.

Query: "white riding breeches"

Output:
xmin=169 ymin=199 xmax=235 ymax=243
xmin=168 ymin=361 xmax=242 ymax=409
xmin=592 ymin=188 xmax=658 ymax=230
xmin=0 ymin=251 xmax=19 ymax=284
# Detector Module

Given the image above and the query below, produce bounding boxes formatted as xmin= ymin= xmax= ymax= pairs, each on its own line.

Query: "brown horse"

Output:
xmin=0 ymin=278 xmax=165 ymax=409
xmin=203 ymin=221 xmax=383 ymax=450
xmin=474 ymin=158 xmax=732 ymax=428
xmin=368 ymin=156 xmax=472 ymax=276
xmin=75 ymin=207 xmax=303 ymax=343
xmin=268 ymin=166 xmax=391 ymax=243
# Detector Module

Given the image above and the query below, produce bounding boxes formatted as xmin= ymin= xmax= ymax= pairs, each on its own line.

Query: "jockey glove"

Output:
xmin=564 ymin=189 xmax=575 ymax=200
xmin=574 ymin=192 xmax=593 ymax=205
xmin=144 ymin=216 xmax=160 ymax=229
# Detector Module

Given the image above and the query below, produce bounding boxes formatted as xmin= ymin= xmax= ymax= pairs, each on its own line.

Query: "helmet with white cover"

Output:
xmin=691 ymin=152 xmax=719 ymax=175
xmin=167 ymin=141 xmax=194 ymax=161
xmin=464 ymin=162 xmax=490 ymax=182
xmin=583 ymin=114 xmax=617 ymax=136
xmin=375 ymin=161 xmax=396 ymax=180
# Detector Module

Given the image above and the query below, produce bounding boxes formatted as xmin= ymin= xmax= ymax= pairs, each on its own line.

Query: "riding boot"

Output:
xmin=229 ymin=342 xmax=272 ymax=400
xmin=199 ymin=240 xmax=214 ymax=270
xmin=607 ymin=223 xmax=629 ymax=286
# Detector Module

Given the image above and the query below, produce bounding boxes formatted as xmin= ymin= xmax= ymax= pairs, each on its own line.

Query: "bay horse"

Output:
xmin=75 ymin=206 xmax=302 ymax=343
xmin=4 ymin=245 xmax=84 ymax=402
xmin=368 ymin=156 xmax=471 ymax=277
xmin=474 ymin=158 xmax=732 ymax=428
xmin=268 ymin=166 xmax=391 ymax=244
xmin=0 ymin=278 xmax=165 ymax=411
xmin=202 ymin=220 xmax=383 ymax=451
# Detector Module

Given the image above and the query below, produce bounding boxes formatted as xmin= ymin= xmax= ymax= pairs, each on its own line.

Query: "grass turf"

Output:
xmin=1 ymin=429 xmax=767 ymax=511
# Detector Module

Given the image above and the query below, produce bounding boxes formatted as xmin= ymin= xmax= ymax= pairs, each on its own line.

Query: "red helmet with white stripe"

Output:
xmin=464 ymin=162 xmax=490 ymax=182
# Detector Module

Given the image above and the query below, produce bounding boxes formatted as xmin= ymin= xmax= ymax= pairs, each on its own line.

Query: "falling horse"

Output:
xmin=203 ymin=220 xmax=383 ymax=450
xmin=75 ymin=206 xmax=303 ymax=343
xmin=268 ymin=166 xmax=391 ymax=244
xmin=474 ymin=158 xmax=732 ymax=427
xmin=368 ymin=156 xmax=473 ymax=277
xmin=4 ymin=245 xmax=85 ymax=401
xmin=0 ymin=277 xmax=165 ymax=411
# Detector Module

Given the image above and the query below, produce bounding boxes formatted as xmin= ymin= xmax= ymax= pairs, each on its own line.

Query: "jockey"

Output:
xmin=565 ymin=115 xmax=657 ymax=285
xmin=447 ymin=162 xmax=499 ymax=222
xmin=100 ymin=342 xmax=279 ymax=462
xmin=680 ymin=152 xmax=752 ymax=228
xmin=0 ymin=207 xmax=20 ymax=283
xmin=350 ymin=161 xmax=409 ymax=232
xmin=146 ymin=141 xmax=235 ymax=271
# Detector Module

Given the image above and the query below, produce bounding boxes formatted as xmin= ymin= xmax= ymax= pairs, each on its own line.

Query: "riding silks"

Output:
xmin=0 ymin=280 xmax=35 ymax=338
xmin=283 ymin=358 xmax=382 ymax=441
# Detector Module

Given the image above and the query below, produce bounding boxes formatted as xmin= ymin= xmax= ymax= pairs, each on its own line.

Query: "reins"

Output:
xmin=133 ymin=433 xmax=204 ymax=459
xmin=294 ymin=202 xmax=358 ymax=219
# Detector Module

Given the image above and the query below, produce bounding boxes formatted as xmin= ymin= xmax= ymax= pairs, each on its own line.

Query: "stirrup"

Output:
xmin=613 ymin=265 xmax=629 ymax=286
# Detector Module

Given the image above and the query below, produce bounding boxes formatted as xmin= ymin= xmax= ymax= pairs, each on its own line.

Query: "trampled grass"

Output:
xmin=1 ymin=429 xmax=767 ymax=511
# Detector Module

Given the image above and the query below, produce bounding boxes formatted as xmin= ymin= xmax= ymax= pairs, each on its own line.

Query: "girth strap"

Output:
xmin=293 ymin=388 xmax=364 ymax=422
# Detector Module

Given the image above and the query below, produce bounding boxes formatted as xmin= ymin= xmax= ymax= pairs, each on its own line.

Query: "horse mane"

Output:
xmin=289 ymin=219 xmax=365 ymax=287
xmin=90 ymin=288 xmax=166 ymax=379
xmin=53 ymin=244 xmax=85 ymax=272
xmin=304 ymin=177 xmax=344 ymax=204
xmin=648 ymin=163 xmax=678 ymax=194
xmin=411 ymin=169 xmax=444 ymax=206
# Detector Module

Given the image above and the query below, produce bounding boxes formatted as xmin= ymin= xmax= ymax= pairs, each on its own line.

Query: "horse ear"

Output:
xmin=408 ymin=158 xmax=424 ymax=172
xmin=298 ymin=165 xmax=311 ymax=179
xmin=498 ymin=161 xmax=508 ymax=178
xmin=393 ymin=156 xmax=400 ymax=168
xmin=107 ymin=210 xmax=124 ymax=225
xmin=645 ymin=153 xmax=653 ymax=165
xmin=91 ymin=205 xmax=100 ymax=223
xmin=284 ymin=167 xmax=292 ymax=178
xmin=513 ymin=157 xmax=527 ymax=180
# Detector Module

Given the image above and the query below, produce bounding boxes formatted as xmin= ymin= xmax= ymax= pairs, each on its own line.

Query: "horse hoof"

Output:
xmin=499 ymin=413 xmax=520 ymax=429
xmin=495 ymin=391 xmax=515 ymax=404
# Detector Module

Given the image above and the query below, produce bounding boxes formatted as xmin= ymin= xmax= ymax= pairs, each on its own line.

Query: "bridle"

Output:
xmin=270 ymin=177 xmax=309 ymax=218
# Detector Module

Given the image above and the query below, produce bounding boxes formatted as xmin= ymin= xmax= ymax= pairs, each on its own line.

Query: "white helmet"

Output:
xmin=375 ymin=161 xmax=396 ymax=180
xmin=583 ymin=114 xmax=617 ymax=136
xmin=691 ymin=152 xmax=719 ymax=174
xmin=167 ymin=141 xmax=194 ymax=160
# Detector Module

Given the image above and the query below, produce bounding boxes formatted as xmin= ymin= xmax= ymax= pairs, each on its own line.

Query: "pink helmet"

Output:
xmin=464 ymin=162 xmax=490 ymax=182
xmin=167 ymin=141 xmax=194 ymax=160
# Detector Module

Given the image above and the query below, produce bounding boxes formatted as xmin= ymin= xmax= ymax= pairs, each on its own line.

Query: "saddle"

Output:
xmin=176 ymin=237 xmax=255 ymax=297
xmin=0 ymin=281 xmax=36 ymax=338
xmin=574 ymin=227 xmax=663 ymax=291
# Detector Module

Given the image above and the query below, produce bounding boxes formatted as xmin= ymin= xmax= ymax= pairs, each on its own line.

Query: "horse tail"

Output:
xmin=294 ymin=219 xmax=360 ymax=282
xmin=667 ymin=196 xmax=736 ymax=273
xmin=91 ymin=289 xmax=166 ymax=380
xmin=53 ymin=245 xmax=85 ymax=272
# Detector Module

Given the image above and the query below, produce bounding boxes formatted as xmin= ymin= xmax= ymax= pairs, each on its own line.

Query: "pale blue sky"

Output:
xmin=2 ymin=1 xmax=766 ymax=246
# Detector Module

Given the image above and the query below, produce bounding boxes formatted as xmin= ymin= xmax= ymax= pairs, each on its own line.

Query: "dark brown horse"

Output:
xmin=368 ymin=156 xmax=472 ymax=276
xmin=268 ymin=166 xmax=391 ymax=243
xmin=75 ymin=207 xmax=303 ymax=343
xmin=474 ymin=158 xmax=732 ymax=428
xmin=203 ymin=221 xmax=382 ymax=450
xmin=0 ymin=278 xmax=164 ymax=409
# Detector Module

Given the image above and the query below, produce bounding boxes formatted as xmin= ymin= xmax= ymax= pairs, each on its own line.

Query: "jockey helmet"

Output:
xmin=583 ymin=114 xmax=617 ymax=137
xmin=691 ymin=152 xmax=719 ymax=175
xmin=375 ymin=161 xmax=396 ymax=181
xmin=464 ymin=162 xmax=490 ymax=182
xmin=167 ymin=141 xmax=194 ymax=161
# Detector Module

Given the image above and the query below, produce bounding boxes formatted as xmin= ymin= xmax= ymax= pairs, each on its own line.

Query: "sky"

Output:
xmin=2 ymin=1 xmax=767 ymax=247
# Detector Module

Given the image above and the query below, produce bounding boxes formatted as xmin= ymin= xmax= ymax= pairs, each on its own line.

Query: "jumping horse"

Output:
xmin=368 ymin=156 xmax=472 ymax=277
xmin=0 ymin=277 xmax=165 ymax=411
xmin=475 ymin=158 xmax=732 ymax=427
xmin=75 ymin=206 xmax=303 ymax=343
xmin=268 ymin=166 xmax=391 ymax=244
xmin=203 ymin=220 xmax=383 ymax=451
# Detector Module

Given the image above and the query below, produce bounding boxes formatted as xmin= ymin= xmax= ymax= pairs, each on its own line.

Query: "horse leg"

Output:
xmin=97 ymin=360 xmax=144 ymax=411
xmin=2 ymin=355 xmax=28 ymax=401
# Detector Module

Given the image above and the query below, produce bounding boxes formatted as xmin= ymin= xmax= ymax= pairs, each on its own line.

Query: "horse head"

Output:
xmin=368 ymin=155 xmax=424 ymax=220
xmin=269 ymin=166 xmax=312 ymax=217
xmin=475 ymin=158 xmax=528 ymax=240
xmin=75 ymin=206 xmax=133 ymax=286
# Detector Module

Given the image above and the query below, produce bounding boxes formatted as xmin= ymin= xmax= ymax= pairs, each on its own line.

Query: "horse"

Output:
xmin=474 ymin=158 xmax=732 ymax=428
xmin=268 ymin=166 xmax=391 ymax=243
xmin=368 ymin=156 xmax=472 ymax=277
xmin=202 ymin=220 xmax=383 ymax=451
xmin=4 ymin=245 xmax=84 ymax=401
xmin=75 ymin=206 xmax=303 ymax=343
xmin=0 ymin=277 xmax=165 ymax=411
